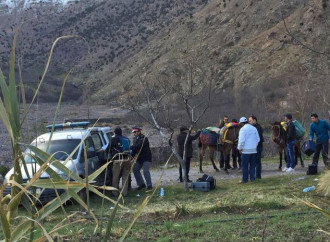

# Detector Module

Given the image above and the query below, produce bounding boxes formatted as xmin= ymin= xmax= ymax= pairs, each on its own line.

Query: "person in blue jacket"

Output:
xmin=309 ymin=113 xmax=330 ymax=168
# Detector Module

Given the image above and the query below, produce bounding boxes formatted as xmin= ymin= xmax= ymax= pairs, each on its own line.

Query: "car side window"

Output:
xmin=84 ymin=136 xmax=96 ymax=158
xmin=105 ymin=132 xmax=112 ymax=143
xmin=91 ymin=133 xmax=103 ymax=150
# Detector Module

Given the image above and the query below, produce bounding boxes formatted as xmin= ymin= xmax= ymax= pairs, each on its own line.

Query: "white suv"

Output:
xmin=3 ymin=122 xmax=113 ymax=202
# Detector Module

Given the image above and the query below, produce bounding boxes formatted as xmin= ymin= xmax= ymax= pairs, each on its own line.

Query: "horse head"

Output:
xmin=272 ymin=121 xmax=285 ymax=145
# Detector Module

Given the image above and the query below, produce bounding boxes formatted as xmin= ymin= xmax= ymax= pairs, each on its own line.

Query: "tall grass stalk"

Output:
xmin=0 ymin=32 xmax=112 ymax=240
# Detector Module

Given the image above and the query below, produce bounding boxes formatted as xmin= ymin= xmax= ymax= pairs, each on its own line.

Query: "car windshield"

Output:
xmin=24 ymin=139 xmax=81 ymax=163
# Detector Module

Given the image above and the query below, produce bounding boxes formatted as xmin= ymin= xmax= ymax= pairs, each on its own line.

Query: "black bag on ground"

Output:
xmin=196 ymin=174 xmax=216 ymax=190
xmin=306 ymin=164 xmax=317 ymax=175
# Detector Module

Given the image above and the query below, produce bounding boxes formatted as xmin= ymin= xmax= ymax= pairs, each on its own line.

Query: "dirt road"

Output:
xmin=144 ymin=161 xmax=320 ymax=187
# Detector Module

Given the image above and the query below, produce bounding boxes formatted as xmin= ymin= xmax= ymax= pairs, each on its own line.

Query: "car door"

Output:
xmin=91 ymin=132 xmax=107 ymax=165
xmin=83 ymin=136 xmax=99 ymax=175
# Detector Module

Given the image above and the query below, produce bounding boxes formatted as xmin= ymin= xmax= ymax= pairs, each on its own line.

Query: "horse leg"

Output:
xmin=223 ymin=153 xmax=230 ymax=174
xmin=209 ymin=148 xmax=220 ymax=172
xmin=297 ymin=145 xmax=304 ymax=167
xmin=279 ymin=150 xmax=282 ymax=170
xmin=199 ymin=146 xmax=204 ymax=173
xmin=300 ymin=152 xmax=304 ymax=167
xmin=294 ymin=145 xmax=298 ymax=168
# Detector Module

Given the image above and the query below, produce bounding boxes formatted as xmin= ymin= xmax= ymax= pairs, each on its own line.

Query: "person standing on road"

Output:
xmin=249 ymin=116 xmax=264 ymax=179
xmin=309 ymin=113 xmax=330 ymax=169
xmin=131 ymin=127 xmax=153 ymax=190
xmin=108 ymin=127 xmax=131 ymax=197
xmin=283 ymin=113 xmax=296 ymax=172
xmin=177 ymin=126 xmax=201 ymax=182
xmin=219 ymin=116 xmax=230 ymax=169
xmin=231 ymin=118 xmax=241 ymax=170
xmin=237 ymin=117 xmax=260 ymax=183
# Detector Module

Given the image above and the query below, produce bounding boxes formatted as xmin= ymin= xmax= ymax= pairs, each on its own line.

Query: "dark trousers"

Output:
xmin=232 ymin=146 xmax=241 ymax=168
xmin=255 ymin=145 xmax=263 ymax=179
xmin=312 ymin=141 xmax=329 ymax=166
xmin=179 ymin=157 xmax=191 ymax=181
xmin=241 ymin=153 xmax=256 ymax=183
xmin=219 ymin=151 xmax=231 ymax=169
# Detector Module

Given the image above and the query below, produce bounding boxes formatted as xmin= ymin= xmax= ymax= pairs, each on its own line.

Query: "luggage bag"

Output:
xmin=302 ymin=140 xmax=316 ymax=156
xmin=191 ymin=182 xmax=211 ymax=192
xmin=191 ymin=174 xmax=216 ymax=192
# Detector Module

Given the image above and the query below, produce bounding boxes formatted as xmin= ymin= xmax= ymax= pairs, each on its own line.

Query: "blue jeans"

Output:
xmin=286 ymin=140 xmax=296 ymax=168
xmin=255 ymin=146 xmax=263 ymax=179
xmin=241 ymin=153 xmax=256 ymax=183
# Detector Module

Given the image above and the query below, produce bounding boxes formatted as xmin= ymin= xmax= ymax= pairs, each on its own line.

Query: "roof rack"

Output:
xmin=46 ymin=121 xmax=90 ymax=131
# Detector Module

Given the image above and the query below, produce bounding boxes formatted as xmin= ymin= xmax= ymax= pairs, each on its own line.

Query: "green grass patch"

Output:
xmin=3 ymin=172 xmax=329 ymax=241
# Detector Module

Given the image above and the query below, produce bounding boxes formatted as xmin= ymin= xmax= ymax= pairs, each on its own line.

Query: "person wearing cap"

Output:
xmin=248 ymin=116 xmax=264 ymax=178
xmin=130 ymin=127 xmax=153 ymax=190
xmin=237 ymin=117 xmax=260 ymax=183
xmin=309 ymin=113 xmax=330 ymax=169
xmin=283 ymin=113 xmax=296 ymax=172
xmin=106 ymin=127 xmax=131 ymax=197
xmin=177 ymin=126 xmax=201 ymax=182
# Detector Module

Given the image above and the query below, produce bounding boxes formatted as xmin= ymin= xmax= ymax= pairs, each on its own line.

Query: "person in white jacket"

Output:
xmin=237 ymin=117 xmax=260 ymax=183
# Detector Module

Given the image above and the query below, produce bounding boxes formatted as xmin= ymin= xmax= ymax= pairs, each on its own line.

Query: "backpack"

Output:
xmin=292 ymin=120 xmax=305 ymax=140
xmin=119 ymin=136 xmax=130 ymax=154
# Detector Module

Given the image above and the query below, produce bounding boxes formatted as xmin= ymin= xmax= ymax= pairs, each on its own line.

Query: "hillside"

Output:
xmin=94 ymin=0 xmax=330 ymax=119
xmin=0 ymin=0 xmax=210 ymax=101
xmin=0 ymin=0 xmax=329 ymax=119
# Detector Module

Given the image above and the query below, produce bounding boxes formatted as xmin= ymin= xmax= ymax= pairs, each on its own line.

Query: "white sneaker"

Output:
xmin=282 ymin=167 xmax=288 ymax=172
xmin=286 ymin=168 xmax=295 ymax=172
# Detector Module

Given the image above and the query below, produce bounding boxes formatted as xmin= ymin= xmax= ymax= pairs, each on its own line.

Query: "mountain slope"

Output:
xmin=0 ymin=0 xmax=210 ymax=101
xmin=0 ymin=0 xmax=329 ymax=117
xmin=94 ymin=0 xmax=330 ymax=115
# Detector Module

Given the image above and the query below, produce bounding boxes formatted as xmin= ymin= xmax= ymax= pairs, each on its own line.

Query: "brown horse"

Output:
xmin=272 ymin=121 xmax=304 ymax=170
xmin=199 ymin=125 xmax=240 ymax=173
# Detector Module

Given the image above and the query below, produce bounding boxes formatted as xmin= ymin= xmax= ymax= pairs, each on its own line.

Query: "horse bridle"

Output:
xmin=272 ymin=124 xmax=285 ymax=145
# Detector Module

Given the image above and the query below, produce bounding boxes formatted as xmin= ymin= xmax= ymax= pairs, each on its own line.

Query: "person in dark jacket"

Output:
xmin=218 ymin=116 xmax=230 ymax=169
xmin=107 ymin=127 xmax=131 ymax=197
xmin=177 ymin=126 xmax=201 ymax=182
xmin=231 ymin=118 xmax=240 ymax=170
xmin=283 ymin=113 xmax=296 ymax=172
xmin=131 ymin=127 xmax=152 ymax=190
xmin=249 ymin=116 xmax=264 ymax=178
xmin=309 ymin=113 xmax=330 ymax=168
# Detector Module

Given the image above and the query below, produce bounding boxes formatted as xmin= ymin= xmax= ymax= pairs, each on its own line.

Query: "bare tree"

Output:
xmin=123 ymin=47 xmax=212 ymax=191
